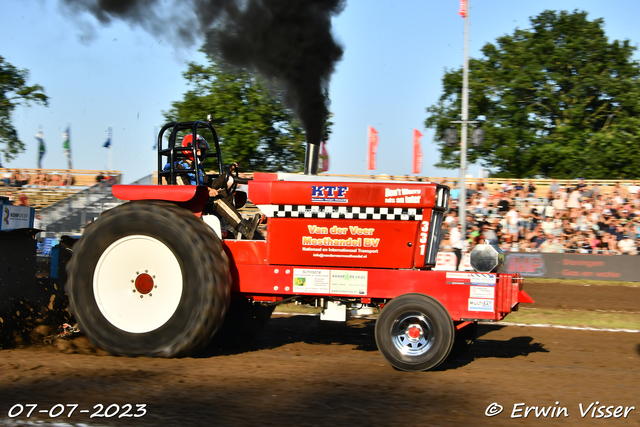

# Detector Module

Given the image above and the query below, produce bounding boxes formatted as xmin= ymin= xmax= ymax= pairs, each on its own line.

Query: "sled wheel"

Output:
xmin=66 ymin=200 xmax=231 ymax=357
xmin=375 ymin=293 xmax=454 ymax=372
xmin=210 ymin=299 xmax=275 ymax=348
xmin=446 ymin=321 xmax=478 ymax=361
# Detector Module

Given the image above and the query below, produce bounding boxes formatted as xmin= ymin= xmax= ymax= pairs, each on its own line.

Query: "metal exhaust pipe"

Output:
xmin=304 ymin=143 xmax=320 ymax=175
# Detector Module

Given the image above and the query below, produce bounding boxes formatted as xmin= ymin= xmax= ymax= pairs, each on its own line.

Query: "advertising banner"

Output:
xmin=503 ymin=252 xmax=639 ymax=282
xmin=268 ymin=218 xmax=417 ymax=269
xmin=436 ymin=251 xmax=639 ymax=282
xmin=0 ymin=205 xmax=34 ymax=231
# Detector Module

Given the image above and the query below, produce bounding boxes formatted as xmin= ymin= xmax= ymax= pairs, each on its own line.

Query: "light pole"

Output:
xmin=453 ymin=0 xmax=473 ymax=247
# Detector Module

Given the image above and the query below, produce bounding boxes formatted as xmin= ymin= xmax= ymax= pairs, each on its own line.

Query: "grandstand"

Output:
xmin=3 ymin=168 xmax=637 ymax=243
xmin=1 ymin=169 xmax=121 ymax=210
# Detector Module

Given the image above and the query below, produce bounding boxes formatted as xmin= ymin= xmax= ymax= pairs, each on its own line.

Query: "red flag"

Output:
xmin=458 ymin=0 xmax=466 ymax=18
xmin=367 ymin=126 xmax=379 ymax=170
xmin=413 ymin=129 xmax=423 ymax=174
xmin=320 ymin=140 xmax=329 ymax=172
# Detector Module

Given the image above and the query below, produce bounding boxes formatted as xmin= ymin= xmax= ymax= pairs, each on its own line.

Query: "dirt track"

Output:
xmin=0 ymin=281 xmax=639 ymax=426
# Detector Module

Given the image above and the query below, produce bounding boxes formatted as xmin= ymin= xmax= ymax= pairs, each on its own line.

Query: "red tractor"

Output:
xmin=66 ymin=120 xmax=533 ymax=371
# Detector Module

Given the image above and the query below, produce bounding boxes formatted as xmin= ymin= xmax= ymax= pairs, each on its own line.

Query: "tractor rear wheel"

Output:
xmin=375 ymin=293 xmax=454 ymax=372
xmin=66 ymin=201 xmax=231 ymax=357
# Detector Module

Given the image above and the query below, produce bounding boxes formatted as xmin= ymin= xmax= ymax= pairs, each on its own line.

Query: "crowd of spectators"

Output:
xmin=440 ymin=179 xmax=640 ymax=256
xmin=1 ymin=169 xmax=76 ymax=188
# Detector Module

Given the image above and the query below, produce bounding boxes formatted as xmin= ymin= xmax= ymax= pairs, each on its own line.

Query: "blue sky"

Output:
xmin=2 ymin=0 xmax=639 ymax=183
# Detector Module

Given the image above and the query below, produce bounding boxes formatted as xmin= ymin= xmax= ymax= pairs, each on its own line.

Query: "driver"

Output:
xmin=165 ymin=133 xmax=261 ymax=239
xmin=208 ymin=161 xmax=262 ymax=239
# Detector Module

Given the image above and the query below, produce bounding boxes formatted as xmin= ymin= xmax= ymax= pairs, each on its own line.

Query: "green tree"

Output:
xmin=0 ymin=56 xmax=48 ymax=163
xmin=164 ymin=58 xmax=316 ymax=173
xmin=425 ymin=10 xmax=640 ymax=179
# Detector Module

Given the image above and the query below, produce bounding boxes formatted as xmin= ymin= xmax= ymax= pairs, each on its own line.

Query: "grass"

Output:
xmin=506 ymin=307 xmax=640 ymax=330
xmin=525 ymin=278 xmax=640 ymax=288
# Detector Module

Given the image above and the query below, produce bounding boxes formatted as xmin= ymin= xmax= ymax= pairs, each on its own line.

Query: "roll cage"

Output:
xmin=157 ymin=121 xmax=224 ymax=186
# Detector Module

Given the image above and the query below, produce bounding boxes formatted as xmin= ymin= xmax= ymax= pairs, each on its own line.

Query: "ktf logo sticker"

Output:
xmin=311 ymin=186 xmax=349 ymax=203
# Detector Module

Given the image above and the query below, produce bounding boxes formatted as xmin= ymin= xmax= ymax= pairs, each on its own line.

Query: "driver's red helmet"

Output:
xmin=182 ymin=134 xmax=210 ymax=160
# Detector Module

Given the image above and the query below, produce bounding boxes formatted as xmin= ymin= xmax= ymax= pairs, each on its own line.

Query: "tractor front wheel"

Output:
xmin=66 ymin=201 xmax=231 ymax=357
xmin=375 ymin=293 xmax=454 ymax=372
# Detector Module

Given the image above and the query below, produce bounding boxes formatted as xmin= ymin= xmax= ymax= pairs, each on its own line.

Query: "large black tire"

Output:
xmin=66 ymin=201 xmax=231 ymax=357
xmin=375 ymin=293 xmax=454 ymax=372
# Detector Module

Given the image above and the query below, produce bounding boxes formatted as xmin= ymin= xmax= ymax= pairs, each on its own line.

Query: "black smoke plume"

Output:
xmin=61 ymin=0 xmax=345 ymax=146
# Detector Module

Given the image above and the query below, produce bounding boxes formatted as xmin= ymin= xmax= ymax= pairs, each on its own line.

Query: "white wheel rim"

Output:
xmin=93 ymin=235 xmax=183 ymax=333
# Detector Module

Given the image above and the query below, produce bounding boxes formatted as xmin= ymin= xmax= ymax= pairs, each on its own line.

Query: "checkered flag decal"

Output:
xmin=275 ymin=205 xmax=423 ymax=220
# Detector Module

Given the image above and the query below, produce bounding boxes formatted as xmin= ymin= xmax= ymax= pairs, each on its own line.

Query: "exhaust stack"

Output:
xmin=304 ymin=143 xmax=320 ymax=175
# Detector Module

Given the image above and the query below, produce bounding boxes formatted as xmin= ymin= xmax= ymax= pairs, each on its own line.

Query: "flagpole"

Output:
xmin=108 ymin=144 xmax=113 ymax=172
xmin=36 ymin=126 xmax=45 ymax=169
xmin=458 ymin=0 xmax=470 ymax=250
xmin=105 ymin=125 xmax=113 ymax=173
